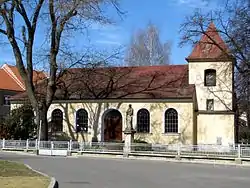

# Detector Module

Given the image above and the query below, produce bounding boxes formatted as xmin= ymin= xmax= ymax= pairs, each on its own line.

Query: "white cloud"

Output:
xmin=89 ymin=22 xmax=121 ymax=32
xmin=172 ymin=0 xmax=210 ymax=8
xmin=88 ymin=22 xmax=124 ymax=46
xmin=95 ymin=40 xmax=122 ymax=46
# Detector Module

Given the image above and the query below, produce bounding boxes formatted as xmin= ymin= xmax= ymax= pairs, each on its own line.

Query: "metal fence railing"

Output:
xmin=1 ymin=139 xmax=250 ymax=159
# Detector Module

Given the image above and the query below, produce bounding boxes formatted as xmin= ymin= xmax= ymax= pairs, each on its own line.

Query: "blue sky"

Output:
xmin=0 ymin=0 xmax=220 ymax=67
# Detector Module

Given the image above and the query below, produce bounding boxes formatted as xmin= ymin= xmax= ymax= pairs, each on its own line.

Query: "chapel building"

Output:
xmin=11 ymin=23 xmax=235 ymax=146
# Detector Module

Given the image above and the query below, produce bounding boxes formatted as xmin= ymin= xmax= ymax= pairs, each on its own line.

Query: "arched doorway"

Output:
xmin=103 ymin=109 xmax=122 ymax=142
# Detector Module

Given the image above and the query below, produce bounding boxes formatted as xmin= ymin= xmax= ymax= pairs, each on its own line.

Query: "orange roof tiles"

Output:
xmin=0 ymin=69 xmax=24 ymax=91
xmin=0 ymin=64 xmax=47 ymax=91
xmin=7 ymin=64 xmax=47 ymax=84
xmin=11 ymin=64 xmax=195 ymax=100
xmin=186 ymin=22 xmax=231 ymax=61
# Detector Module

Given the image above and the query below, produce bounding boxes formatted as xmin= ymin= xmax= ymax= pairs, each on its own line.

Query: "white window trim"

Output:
xmin=135 ymin=108 xmax=151 ymax=134
xmin=74 ymin=108 xmax=90 ymax=134
xmin=162 ymin=107 xmax=180 ymax=135
xmin=50 ymin=107 xmax=64 ymax=132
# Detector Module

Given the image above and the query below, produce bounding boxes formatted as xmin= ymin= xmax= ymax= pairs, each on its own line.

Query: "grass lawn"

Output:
xmin=0 ymin=160 xmax=50 ymax=188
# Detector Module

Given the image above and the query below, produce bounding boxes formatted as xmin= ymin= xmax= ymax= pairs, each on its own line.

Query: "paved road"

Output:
xmin=1 ymin=152 xmax=250 ymax=188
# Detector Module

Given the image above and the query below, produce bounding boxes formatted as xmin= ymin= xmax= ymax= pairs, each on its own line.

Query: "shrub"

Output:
xmin=0 ymin=105 xmax=36 ymax=140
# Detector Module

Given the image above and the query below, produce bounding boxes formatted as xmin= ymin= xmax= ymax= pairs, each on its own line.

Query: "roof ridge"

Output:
xmin=1 ymin=64 xmax=25 ymax=90
xmin=67 ymin=64 xmax=187 ymax=71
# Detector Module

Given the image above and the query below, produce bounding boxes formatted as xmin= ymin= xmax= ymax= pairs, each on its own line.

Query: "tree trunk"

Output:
xmin=41 ymin=111 xmax=48 ymax=141
xmin=247 ymin=83 xmax=250 ymax=128
xmin=35 ymin=108 xmax=41 ymax=139
xmin=35 ymin=106 xmax=49 ymax=141
xmin=40 ymin=107 xmax=48 ymax=141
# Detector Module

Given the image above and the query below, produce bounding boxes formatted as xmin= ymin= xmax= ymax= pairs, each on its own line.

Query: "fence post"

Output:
xmin=81 ymin=141 xmax=84 ymax=151
xmin=25 ymin=139 xmax=29 ymax=151
xmin=238 ymin=144 xmax=241 ymax=158
xmin=51 ymin=141 xmax=54 ymax=156
xmin=2 ymin=138 xmax=5 ymax=149
xmin=38 ymin=140 xmax=40 ymax=150
xmin=235 ymin=144 xmax=242 ymax=164
xmin=35 ymin=139 xmax=39 ymax=155
xmin=67 ymin=140 xmax=72 ymax=156
xmin=69 ymin=140 xmax=72 ymax=151
xmin=176 ymin=144 xmax=181 ymax=160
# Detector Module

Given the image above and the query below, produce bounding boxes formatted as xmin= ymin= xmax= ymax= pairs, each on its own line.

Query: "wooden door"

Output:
xmin=104 ymin=110 xmax=122 ymax=142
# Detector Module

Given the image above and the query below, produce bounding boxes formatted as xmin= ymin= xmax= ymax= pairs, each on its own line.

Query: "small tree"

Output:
xmin=0 ymin=104 xmax=36 ymax=139
xmin=125 ymin=22 xmax=171 ymax=66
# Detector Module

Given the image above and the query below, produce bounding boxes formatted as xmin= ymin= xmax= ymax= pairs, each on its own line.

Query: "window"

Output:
xmin=165 ymin=108 xmax=178 ymax=133
xmin=204 ymin=69 xmax=216 ymax=86
xmin=3 ymin=95 xmax=10 ymax=105
xmin=51 ymin=109 xmax=63 ymax=132
xmin=76 ymin=109 xmax=88 ymax=133
xmin=137 ymin=109 xmax=150 ymax=133
xmin=206 ymin=99 xmax=214 ymax=111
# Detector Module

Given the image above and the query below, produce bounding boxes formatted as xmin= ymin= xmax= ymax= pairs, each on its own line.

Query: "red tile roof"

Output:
xmin=0 ymin=69 xmax=24 ymax=91
xmin=11 ymin=65 xmax=195 ymax=100
xmin=7 ymin=64 xmax=47 ymax=84
xmin=186 ymin=22 xmax=231 ymax=61
xmin=0 ymin=64 xmax=47 ymax=91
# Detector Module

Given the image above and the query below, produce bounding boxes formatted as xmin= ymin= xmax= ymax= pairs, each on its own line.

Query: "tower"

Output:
xmin=187 ymin=22 xmax=235 ymax=146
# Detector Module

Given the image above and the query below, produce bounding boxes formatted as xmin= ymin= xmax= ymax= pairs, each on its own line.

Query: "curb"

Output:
xmin=2 ymin=150 xmax=250 ymax=168
xmin=25 ymin=164 xmax=59 ymax=188
xmin=76 ymin=153 xmax=250 ymax=167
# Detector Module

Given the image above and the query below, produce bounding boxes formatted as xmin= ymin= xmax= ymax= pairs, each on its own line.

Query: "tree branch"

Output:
xmin=31 ymin=0 xmax=44 ymax=31
xmin=0 ymin=28 xmax=6 ymax=35
xmin=15 ymin=0 xmax=32 ymax=30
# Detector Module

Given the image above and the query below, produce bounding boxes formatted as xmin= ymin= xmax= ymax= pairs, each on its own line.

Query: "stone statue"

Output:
xmin=126 ymin=104 xmax=134 ymax=130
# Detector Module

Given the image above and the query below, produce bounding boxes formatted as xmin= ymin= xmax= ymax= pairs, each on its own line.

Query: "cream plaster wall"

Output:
xmin=189 ymin=61 xmax=233 ymax=111
xmin=197 ymin=114 xmax=234 ymax=146
xmin=47 ymin=101 xmax=194 ymax=145
xmin=10 ymin=103 xmax=23 ymax=111
xmin=189 ymin=61 xmax=235 ymax=146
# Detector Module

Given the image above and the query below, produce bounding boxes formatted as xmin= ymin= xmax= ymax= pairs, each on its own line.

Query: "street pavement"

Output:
xmin=1 ymin=151 xmax=250 ymax=188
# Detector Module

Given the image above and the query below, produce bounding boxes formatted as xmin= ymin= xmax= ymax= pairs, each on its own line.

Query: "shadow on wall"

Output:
xmin=192 ymin=62 xmax=233 ymax=111
xmin=139 ymin=103 xmax=193 ymax=144
xmin=54 ymin=102 xmax=123 ymax=142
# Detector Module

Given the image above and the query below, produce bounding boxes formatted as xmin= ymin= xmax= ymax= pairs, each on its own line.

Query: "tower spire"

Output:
xmin=186 ymin=22 xmax=231 ymax=62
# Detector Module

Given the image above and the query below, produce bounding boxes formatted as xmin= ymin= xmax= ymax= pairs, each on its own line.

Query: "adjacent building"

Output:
xmin=0 ymin=64 xmax=46 ymax=119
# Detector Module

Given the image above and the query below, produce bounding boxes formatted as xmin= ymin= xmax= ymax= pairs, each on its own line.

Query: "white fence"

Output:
xmin=1 ymin=139 xmax=250 ymax=159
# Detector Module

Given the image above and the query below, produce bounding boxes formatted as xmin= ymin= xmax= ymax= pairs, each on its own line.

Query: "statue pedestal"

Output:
xmin=123 ymin=127 xmax=136 ymax=157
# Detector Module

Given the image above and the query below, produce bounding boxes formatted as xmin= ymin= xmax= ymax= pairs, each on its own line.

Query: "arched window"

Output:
xmin=165 ymin=108 xmax=178 ymax=133
xmin=204 ymin=69 xmax=216 ymax=86
xmin=51 ymin=109 xmax=63 ymax=132
xmin=137 ymin=109 xmax=150 ymax=133
xmin=76 ymin=109 xmax=88 ymax=133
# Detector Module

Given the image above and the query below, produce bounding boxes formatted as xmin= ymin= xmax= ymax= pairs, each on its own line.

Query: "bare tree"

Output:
xmin=0 ymin=0 xmax=123 ymax=140
xmin=125 ymin=22 xmax=171 ymax=66
xmin=179 ymin=0 xmax=250 ymax=141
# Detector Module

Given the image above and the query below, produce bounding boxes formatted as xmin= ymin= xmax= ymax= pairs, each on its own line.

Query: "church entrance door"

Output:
xmin=104 ymin=109 xmax=122 ymax=142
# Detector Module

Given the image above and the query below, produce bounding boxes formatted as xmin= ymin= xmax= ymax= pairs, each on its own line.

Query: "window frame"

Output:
xmin=164 ymin=108 xmax=178 ymax=134
xmin=136 ymin=108 xmax=150 ymax=133
xmin=206 ymin=99 xmax=214 ymax=111
xmin=204 ymin=69 xmax=216 ymax=86
xmin=3 ymin=95 xmax=11 ymax=106
xmin=51 ymin=109 xmax=63 ymax=132
xmin=76 ymin=108 xmax=88 ymax=133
